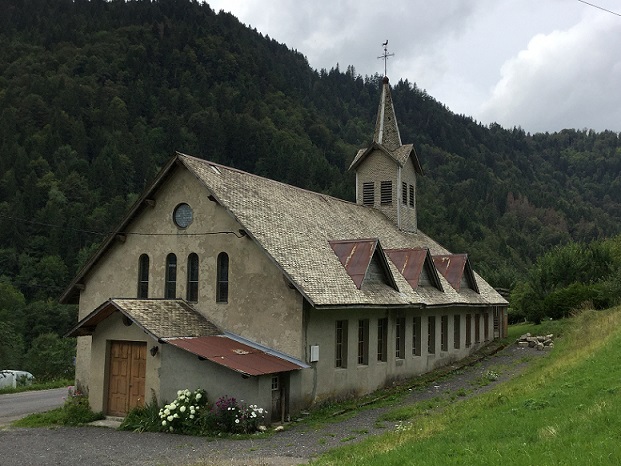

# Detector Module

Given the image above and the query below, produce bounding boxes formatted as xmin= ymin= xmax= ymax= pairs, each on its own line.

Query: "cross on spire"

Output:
xmin=377 ymin=40 xmax=394 ymax=77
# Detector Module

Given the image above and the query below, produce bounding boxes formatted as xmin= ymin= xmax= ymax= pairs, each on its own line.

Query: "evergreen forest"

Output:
xmin=1 ymin=0 xmax=621 ymax=376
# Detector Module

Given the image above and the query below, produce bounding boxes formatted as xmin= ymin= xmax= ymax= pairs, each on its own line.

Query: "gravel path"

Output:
xmin=0 ymin=344 xmax=549 ymax=466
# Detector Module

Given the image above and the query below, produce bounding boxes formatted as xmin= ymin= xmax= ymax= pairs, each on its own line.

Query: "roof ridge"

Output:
xmin=177 ymin=152 xmax=360 ymax=208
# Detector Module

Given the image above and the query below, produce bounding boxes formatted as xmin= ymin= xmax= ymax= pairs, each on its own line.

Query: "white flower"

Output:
xmin=170 ymin=403 xmax=176 ymax=410
xmin=235 ymin=419 xmax=240 ymax=424
xmin=251 ymin=412 xmax=256 ymax=418
xmin=164 ymin=408 xmax=170 ymax=416
xmin=189 ymin=414 xmax=194 ymax=419
xmin=258 ymin=408 xmax=264 ymax=414
xmin=177 ymin=390 xmax=183 ymax=396
xmin=174 ymin=413 xmax=179 ymax=418
xmin=195 ymin=393 xmax=202 ymax=400
xmin=169 ymin=426 xmax=174 ymax=432
xmin=162 ymin=420 xmax=167 ymax=426
xmin=167 ymin=415 xmax=174 ymax=422
xmin=180 ymin=406 xmax=186 ymax=413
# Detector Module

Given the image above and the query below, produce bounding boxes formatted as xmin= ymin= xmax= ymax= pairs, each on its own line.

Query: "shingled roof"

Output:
xmin=179 ymin=153 xmax=507 ymax=308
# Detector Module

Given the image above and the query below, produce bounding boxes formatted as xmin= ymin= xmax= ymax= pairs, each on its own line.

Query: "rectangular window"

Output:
xmin=427 ymin=316 xmax=436 ymax=354
xmin=357 ymin=319 xmax=369 ymax=365
xmin=377 ymin=318 xmax=388 ymax=362
xmin=380 ymin=181 xmax=392 ymax=205
xmin=165 ymin=253 xmax=177 ymax=299
xmin=475 ymin=313 xmax=481 ymax=344
xmin=395 ymin=317 xmax=405 ymax=359
xmin=466 ymin=314 xmax=472 ymax=348
xmin=216 ymin=252 xmax=229 ymax=303
xmin=408 ymin=184 xmax=414 ymax=207
xmin=441 ymin=315 xmax=448 ymax=352
xmin=335 ymin=320 xmax=348 ymax=368
xmin=412 ymin=316 xmax=421 ymax=356
xmin=362 ymin=182 xmax=374 ymax=206
xmin=484 ymin=312 xmax=490 ymax=341
xmin=454 ymin=315 xmax=461 ymax=349
xmin=186 ymin=253 xmax=199 ymax=302
xmin=401 ymin=182 xmax=408 ymax=205
xmin=138 ymin=254 xmax=149 ymax=299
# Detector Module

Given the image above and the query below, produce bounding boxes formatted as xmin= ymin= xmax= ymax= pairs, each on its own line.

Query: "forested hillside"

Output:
xmin=1 ymin=0 xmax=620 ymax=374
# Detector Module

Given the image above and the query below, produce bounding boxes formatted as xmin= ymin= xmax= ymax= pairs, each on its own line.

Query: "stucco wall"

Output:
xmin=88 ymin=312 xmax=160 ymax=413
xmin=300 ymin=306 xmax=493 ymax=405
xmin=159 ymin=343 xmax=273 ymax=417
xmin=74 ymin=164 xmax=304 ymax=398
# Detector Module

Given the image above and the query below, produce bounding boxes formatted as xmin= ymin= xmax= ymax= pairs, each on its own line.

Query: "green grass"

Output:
xmin=0 ymin=378 xmax=73 ymax=395
xmin=13 ymin=394 xmax=104 ymax=427
xmin=312 ymin=307 xmax=621 ymax=465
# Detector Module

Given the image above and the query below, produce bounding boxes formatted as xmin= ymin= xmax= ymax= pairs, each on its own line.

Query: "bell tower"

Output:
xmin=349 ymin=75 xmax=423 ymax=232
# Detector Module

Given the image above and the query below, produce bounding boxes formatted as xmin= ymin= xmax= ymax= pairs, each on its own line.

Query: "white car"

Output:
xmin=0 ymin=370 xmax=35 ymax=389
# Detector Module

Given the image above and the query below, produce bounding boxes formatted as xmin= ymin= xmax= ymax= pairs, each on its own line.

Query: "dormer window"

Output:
xmin=380 ymin=181 xmax=392 ymax=205
xmin=362 ymin=182 xmax=374 ymax=206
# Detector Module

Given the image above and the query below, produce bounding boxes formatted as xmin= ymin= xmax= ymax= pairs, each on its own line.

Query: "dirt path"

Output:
xmin=0 ymin=344 xmax=549 ymax=466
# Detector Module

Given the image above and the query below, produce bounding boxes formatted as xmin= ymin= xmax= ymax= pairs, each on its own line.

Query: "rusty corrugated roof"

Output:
xmin=329 ymin=239 xmax=378 ymax=289
xmin=432 ymin=254 xmax=479 ymax=293
xmin=384 ymin=248 xmax=428 ymax=289
xmin=164 ymin=336 xmax=304 ymax=376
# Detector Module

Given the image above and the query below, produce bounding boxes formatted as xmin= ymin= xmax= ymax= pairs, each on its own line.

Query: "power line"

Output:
xmin=578 ymin=0 xmax=621 ymax=17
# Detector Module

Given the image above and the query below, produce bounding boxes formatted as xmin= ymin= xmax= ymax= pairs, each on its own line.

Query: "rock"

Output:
xmin=274 ymin=425 xmax=284 ymax=432
xmin=518 ymin=341 xmax=529 ymax=348
xmin=528 ymin=340 xmax=536 ymax=348
xmin=536 ymin=342 xmax=544 ymax=351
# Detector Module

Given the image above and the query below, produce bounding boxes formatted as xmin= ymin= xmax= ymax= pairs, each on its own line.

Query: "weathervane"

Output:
xmin=377 ymin=40 xmax=394 ymax=77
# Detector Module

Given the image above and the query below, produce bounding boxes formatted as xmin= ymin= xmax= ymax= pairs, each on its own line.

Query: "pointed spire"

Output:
xmin=373 ymin=77 xmax=402 ymax=151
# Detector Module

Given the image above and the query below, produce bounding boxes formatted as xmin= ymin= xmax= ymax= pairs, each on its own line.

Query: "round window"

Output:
xmin=173 ymin=203 xmax=193 ymax=228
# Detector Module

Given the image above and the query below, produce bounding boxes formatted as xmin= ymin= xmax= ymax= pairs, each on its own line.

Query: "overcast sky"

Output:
xmin=207 ymin=0 xmax=621 ymax=134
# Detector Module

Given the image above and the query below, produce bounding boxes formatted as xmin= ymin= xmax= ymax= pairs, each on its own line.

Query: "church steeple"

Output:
xmin=373 ymin=76 xmax=402 ymax=151
xmin=349 ymin=72 xmax=423 ymax=233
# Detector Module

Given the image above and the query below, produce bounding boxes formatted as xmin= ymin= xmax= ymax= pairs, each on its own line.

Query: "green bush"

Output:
xmin=120 ymin=395 xmax=162 ymax=433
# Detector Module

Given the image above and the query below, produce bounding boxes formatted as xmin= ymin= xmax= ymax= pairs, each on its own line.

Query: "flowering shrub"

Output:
xmin=159 ymin=388 xmax=208 ymax=434
xmin=211 ymin=395 xmax=267 ymax=433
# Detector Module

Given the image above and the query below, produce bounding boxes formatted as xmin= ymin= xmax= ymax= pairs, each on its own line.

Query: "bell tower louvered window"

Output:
xmin=362 ymin=182 xmax=374 ymax=206
xmin=380 ymin=181 xmax=392 ymax=205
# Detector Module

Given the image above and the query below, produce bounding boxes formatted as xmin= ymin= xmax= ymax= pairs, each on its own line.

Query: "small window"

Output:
xmin=401 ymin=182 xmax=408 ymax=205
xmin=380 ymin=181 xmax=392 ymax=205
xmin=271 ymin=376 xmax=279 ymax=391
xmin=395 ymin=317 xmax=405 ymax=359
xmin=441 ymin=315 xmax=448 ymax=352
xmin=186 ymin=253 xmax=199 ymax=302
xmin=409 ymin=184 xmax=414 ymax=207
xmin=377 ymin=318 xmax=388 ymax=362
xmin=137 ymin=254 xmax=149 ymax=299
xmin=412 ymin=316 xmax=421 ymax=356
xmin=466 ymin=314 xmax=472 ymax=348
xmin=475 ymin=313 xmax=481 ymax=343
xmin=335 ymin=320 xmax=348 ymax=368
xmin=357 ymin=319 xmax=369 ymax=365
xmin=165 ymin=253 xmax=177 ymax=299
xmin=428 ymin=316 xmax=436 ymax=355
xmin=454 ymin=315 xmax=461 ymax=349
xmin=216 ymin=252 xmax=229 ymax=303
xmin=362 ymin=182 xmax=374 ymax=206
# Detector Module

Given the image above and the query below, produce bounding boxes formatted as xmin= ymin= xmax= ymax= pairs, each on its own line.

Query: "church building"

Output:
xmin=63 ymin=76 xmax=508 ymax=421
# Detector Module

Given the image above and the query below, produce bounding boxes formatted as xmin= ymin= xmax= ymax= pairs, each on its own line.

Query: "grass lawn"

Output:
xmin=313 ymin=307 xmax=621 ymax=465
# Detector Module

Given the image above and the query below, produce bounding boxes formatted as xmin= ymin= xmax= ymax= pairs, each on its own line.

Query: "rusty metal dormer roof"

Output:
xmin=385 ymin=247 xmax=443 ymax=291
xmin=432 ymin=254 xmax=480 ymax=293
xmin=328 ymin=238 xmax=398 ymax=291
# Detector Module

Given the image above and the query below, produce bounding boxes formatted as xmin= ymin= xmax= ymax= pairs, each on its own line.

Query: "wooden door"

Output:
xmin=107 ymin=341 xmax=146 ymax=416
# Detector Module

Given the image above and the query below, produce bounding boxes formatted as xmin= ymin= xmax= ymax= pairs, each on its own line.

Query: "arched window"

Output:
xmin=165 ymin=253 xmax=177 ymax=299
xmin=187 ymin=253 xmax=199 ymax=302
xmin=216 ymin=252 xmax=229 ymax=303
xmin=137 ymin=254 xmax=149 ymax=298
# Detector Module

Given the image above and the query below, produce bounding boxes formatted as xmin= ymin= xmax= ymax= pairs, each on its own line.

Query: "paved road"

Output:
xmin=0 ymin=388 xmax=66 ymax=425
